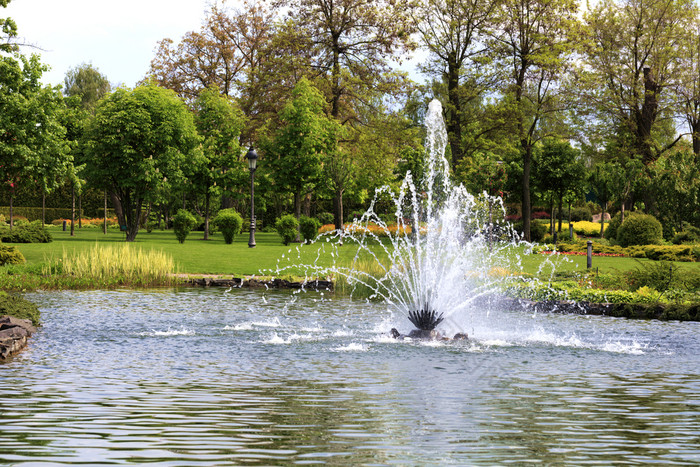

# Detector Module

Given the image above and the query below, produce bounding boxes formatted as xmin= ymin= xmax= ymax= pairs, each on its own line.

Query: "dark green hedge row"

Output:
xmin=557 ymin=242 xmax=700 ymax=262
xmin=0 ymin=206 xmax=115 ymax=223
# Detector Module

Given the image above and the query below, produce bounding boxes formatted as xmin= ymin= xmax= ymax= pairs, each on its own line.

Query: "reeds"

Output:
xmin=57 ymin=243 xmax=177 ymax=287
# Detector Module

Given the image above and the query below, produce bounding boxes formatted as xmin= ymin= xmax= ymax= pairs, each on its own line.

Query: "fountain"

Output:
xmin=280 ymin=100 xmax=519 ymax=340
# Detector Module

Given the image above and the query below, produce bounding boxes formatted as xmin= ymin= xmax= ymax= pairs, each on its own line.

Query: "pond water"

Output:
xmin=1 ymin=288 xmax=699 ymax=465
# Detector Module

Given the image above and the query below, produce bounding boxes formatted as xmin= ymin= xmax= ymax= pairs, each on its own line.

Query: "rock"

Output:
xmin=0 ymin=315 xmax=36 ymax=361
xmin=0 ymin=315 xmax=37 ymax=335
xmin=389 ymin=327 xmax=468 ymax=341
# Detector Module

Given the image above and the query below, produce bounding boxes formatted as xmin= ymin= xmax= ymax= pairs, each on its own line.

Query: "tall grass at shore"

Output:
xmin=56 ymin=243 xmax=176 ymax=287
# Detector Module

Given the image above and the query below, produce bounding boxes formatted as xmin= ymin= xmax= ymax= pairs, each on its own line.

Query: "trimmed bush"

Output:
xmin=0 ymin=292 xmax=40 ymax=326
xmin=299 ymin=216 xmax=321 ymax=243
xmin=617 ymin=213 xmax=663 ymax=247
xmin=212 ymin=209 xmax=243 ymax=244
xmin=0 ymin=221 xmax=52 ymax=243
xmin=0 ymin=245 xmax=25 ymax=266
xmin=605 ymin=211 xmax=643 ymax=241
xmin=173 ymin=210 xmax=197 ymax=244
xmin=570 ymin=206 xmax=593 ymax=222
xmin=275 ymin=214 xmax=299 ymax=245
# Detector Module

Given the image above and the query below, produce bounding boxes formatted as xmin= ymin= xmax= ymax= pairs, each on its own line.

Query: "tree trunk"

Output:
xmin=9 ymin=190 xmax=13 ymax=229
xmin=302 ymin=193 xmax=311 ymax=217
xmin=446 ymin=55 xmax=462 ymax=168
xmin=204 ymin=190 xmax=211 ymax=240
xmin=333 ymin=190 xmax=344 ymax=232
xmin=78 ymin=195 xmax=82 ymax=228
xmin=104 ymin=190 xmax=108 ymax=234
xmin=70 ymin=185 xmax=75 ymax=237
xmin=557 ymin=194 xmax=564 ymax=233
xmin=600 ymin=202 xmax=606 ymax=238
xmin=110 ymin=191 xmax=126 ymax=228
xmin=294 ymin=191 xmax=302 ymax=242
xmin=42 ymin=190 xmax=46 ymax=226
xmin=521 ymin=146 xmax=532 ymax=242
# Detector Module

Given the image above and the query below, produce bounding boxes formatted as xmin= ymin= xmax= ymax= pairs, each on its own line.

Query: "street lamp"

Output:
xmin=246 ymin=146 xmax=258 ymax=248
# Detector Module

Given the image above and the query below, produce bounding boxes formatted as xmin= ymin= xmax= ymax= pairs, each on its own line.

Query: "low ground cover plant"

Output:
xmin=0 ymin=221 xmax=52 ymax=243
xmin=0 ymin=292 xmax=40 ymax=326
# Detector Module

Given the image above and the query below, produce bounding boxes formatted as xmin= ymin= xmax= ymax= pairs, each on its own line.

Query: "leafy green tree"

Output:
xmin=0 ymin=52 xmax=69 ymax=228
xmin=583 ymin=0 xmax=696 ymax=165
xmin=64 ymin=63 xmax=111 ymax=113
xmin=82 ymin=85 xmax=200 ymax=241
xmin=412 ymin=0 xmax=500 ymax=167
xmin=536 ymin=139 xmax=585 ymax=233
xmin=589 ymin=161 xmax=623 ymax=237
xmin=490 ymin=0 xmax=581 ymax=241
xmin=192 ymin=87 xmax=246 ymax=240
xmin=1 ymin=0 xmax=18 ymax=53
xmin=264 ymin=79 xmax=337 ymax=225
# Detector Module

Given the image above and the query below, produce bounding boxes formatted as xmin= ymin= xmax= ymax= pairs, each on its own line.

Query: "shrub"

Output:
xmin=0 ymin=245 xmax=25 ymax=266
xmin=624 ymin=261 xmax=700 ymax=293
xmin=514 ymin=220 xmax=547 ymax=242
xmin=172 ymin=210 xmax=197 ymax=244
xmin=617 ymin=213 xmax=663 ymax=247
xmin=212 ymin=209 xmax=243 ymax=244
xmin=532 ymin=210 xmax=550 ymax=219
xmin=672 ymin=224 xmax=700 ymax=245
xmin=299 ymin=216 xmax=321 ymax=243
xmin=275 ymin=214 xmax=299 ymax=245
xmin=605 ymin=211 xmax=642 ymax=241
xmin=571 ymin=221 xmax=605 ymax=237
xmin=317 ymin=212 xmax=334 ymax=225
xmin=0 ymin=292 xmax=40 ymax=326
xmin=570 ymin=206 xmax=593 ymax=222
xmin=0 ymin=221 xmax=52 ymax=243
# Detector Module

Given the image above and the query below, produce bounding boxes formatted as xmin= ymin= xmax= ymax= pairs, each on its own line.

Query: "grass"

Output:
xmin=4 ymin=225 xmax=700 ymax=295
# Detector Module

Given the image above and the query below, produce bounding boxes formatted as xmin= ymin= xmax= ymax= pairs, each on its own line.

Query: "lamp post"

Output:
xmin=246 ymin=146 xmax=258 ymax=248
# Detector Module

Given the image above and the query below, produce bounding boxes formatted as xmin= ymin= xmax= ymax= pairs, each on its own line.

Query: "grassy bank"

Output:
xmin=4 ymin=226 xmax=700 ymax=299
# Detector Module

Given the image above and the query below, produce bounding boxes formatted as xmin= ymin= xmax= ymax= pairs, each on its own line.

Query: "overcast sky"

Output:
xmin=5 ymin=0 xmax=212 ymax=87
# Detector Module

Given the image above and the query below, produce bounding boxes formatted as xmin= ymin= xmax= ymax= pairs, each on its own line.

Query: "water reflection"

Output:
xmin=0 ymin=288 xmax=698 ymax=465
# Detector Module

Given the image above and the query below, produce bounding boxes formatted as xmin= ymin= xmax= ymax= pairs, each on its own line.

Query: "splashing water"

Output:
xmin=277 ymin=100 xmax=521 ymax=336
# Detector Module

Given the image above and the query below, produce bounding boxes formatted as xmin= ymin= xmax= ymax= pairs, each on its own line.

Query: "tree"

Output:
xmin=0 ymin=53 xmax=68 ymax=228
xmin=191 ymin=86 xmax=246 ymax=240
xmin=583 ymin=0 xmax=696 ymax=166
xmin=412 ymin=0 xmax=500 ymax=167
xmin=589 ymin=161 xmax=623 ymax=237
xmin=535 ymin=139 xmax=585 ymax=233
xmin=1 ymin=0 xmax=18 ymax=53
xmin=263 ymin=79 xmax=336 ymax=228
xmin=82 ymin=85 xmax=200 ymax=241
xmin=490 ymin=0 xmax=580 ymax=241
xmin=64 ymin=63 xmax=111 ymax=113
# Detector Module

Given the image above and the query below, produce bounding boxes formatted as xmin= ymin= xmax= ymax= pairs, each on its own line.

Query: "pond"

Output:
xmin=1 ymin=287 xmax=699 ymax=465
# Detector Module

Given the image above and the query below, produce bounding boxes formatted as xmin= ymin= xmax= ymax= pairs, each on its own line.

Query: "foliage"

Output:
xmin=82 ymin=85 xmax=200 ymax=242
xmin=617 ymin=213 xmax=663 ymax=247
xmin=263 ymin=78 xmax=337 ymax=220
xmin=0 ymin=244 xmax=24 ymax=265
xmin=191 ymin=87 xmax=246 ymax=240
xmin=625 ymin=261 xmax=700 ymax=293
xmin=275 ymin=214 xmax=299 ymax=245
xmin=63 ymin=63 xmax=111 ymax=113
xmin=59 ymin=243 xmax=176 ymax=287
xmin=570 ymin=206 xmax=592 ymax=222
xmin=298 ymin=216 xmax=321 ymax=243
xmin=0 ymin=221 xmax=52 ymax=243
xmin=604 ymin=211 xmax=642 ymax=241
xmin=0 ymin=292 xmax=40 ymax=326
xmin=172 ymin=210 xmax=197 ymax=244
xmin=515 ymin=219 xmax=547 ymax=242
xmin=212 ymin=209 xmax=243 ymax=244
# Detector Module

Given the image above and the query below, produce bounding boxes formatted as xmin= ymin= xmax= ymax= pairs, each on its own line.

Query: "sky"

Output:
xmin=5 ymin=0 xmax=213 ymax=87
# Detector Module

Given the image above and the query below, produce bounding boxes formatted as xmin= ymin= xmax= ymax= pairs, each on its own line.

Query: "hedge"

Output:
xmin=0 ymin=206 xmax=115 ymax=223
xmin=554 ymin=242 xmax=700 ymax=262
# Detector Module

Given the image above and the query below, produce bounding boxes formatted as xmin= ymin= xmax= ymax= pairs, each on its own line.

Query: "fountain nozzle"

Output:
xmin=407 ymin=308 xmax=444 ymax=331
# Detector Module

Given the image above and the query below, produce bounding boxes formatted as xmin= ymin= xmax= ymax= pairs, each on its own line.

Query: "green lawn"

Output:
xmin=13 ymin=226 xmax=700 ymax=278
xmin=15 ymin=227 xmax=356 ymax=276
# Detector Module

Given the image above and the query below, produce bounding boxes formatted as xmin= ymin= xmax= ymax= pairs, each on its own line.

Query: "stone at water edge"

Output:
xmin=0 ymin=315 xmax=37 ymax=360
xmin=389 ymin=327 xmax=468 ymax=341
